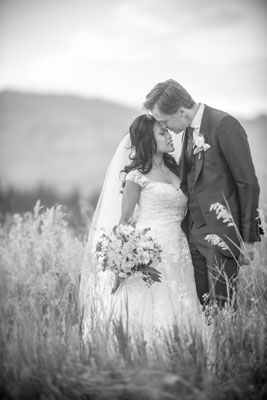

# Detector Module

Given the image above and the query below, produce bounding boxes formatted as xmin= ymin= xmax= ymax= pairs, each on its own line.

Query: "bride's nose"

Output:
xmin=166 ymin=131 xmax=172 ymax=140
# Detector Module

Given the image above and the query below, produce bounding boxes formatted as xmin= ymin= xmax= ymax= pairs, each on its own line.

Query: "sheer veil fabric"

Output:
xmin=88 ymin=133 xmax=132 ymax=252
xmin=79 ymin=133 xmax=136 ymax=317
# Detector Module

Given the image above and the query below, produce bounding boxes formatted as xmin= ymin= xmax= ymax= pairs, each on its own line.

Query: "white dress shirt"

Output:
xmin=190 ymin=103 xmax=205 ymax=141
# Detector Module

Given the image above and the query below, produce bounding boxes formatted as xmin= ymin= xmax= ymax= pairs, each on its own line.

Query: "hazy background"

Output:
xmin=0 ymin=0 xmax=266 ymax=234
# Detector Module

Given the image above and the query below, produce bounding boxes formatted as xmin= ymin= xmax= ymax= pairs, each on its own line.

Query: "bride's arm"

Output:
xmin=119 ymin=181 xmax=141 ymax=225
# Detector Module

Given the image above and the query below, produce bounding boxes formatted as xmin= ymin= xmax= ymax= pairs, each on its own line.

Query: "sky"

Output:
xmin=0 ymin=0 xmax=266 ymax=118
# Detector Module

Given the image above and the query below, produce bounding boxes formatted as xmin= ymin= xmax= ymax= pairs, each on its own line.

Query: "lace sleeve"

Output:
xmin=125 ymin=170 xmax=147 ymax=189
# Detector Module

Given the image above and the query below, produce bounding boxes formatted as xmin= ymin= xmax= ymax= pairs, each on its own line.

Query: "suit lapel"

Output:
xmin=194 ymin=105 xmax=211 ymax=186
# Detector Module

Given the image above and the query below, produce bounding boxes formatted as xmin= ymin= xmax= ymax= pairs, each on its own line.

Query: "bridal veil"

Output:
xmin=79 ymin=133 xmax=133 ymax=309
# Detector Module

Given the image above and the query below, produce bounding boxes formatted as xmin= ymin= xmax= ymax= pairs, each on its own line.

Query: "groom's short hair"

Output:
xmin=143 ymin=79 xmax=195 ymax=115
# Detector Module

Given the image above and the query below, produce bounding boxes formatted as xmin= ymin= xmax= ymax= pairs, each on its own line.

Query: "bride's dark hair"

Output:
xmin=122 ymin=114 xmax=179 ymax=177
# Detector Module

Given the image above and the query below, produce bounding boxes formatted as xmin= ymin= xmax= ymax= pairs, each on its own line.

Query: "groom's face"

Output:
xmin=151 ymin=103 xmax=188 ymax=134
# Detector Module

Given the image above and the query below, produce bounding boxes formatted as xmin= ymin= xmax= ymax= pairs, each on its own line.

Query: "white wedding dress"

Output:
xmin=112 ymin=170 xmax=201 ymax=331
xmin=80 ymin=168 xmax=201 ymax=340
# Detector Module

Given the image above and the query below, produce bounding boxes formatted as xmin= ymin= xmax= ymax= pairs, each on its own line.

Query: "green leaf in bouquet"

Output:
xmin=140 ymin=227 xmax=151 ymax=235
xmin=146 ymin=266 xmax=162 ymax=282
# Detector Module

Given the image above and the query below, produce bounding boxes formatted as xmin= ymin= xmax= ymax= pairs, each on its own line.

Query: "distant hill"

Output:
xmin=0 ymin=90 xmax=140 ymax=196
xmin=0 ymin=90 xmax=266 ymax=206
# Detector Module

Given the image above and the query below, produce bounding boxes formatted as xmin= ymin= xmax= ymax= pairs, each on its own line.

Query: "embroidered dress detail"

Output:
xmin=126 ymin=169 xmax=148 ymax=188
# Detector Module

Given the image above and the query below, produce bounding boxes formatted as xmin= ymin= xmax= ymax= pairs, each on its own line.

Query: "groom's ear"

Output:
xmin=177 ymin=107 xmax=186 ymax=116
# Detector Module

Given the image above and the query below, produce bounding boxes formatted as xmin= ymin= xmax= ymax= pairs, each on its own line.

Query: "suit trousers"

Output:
xmin=188 ymin=221 xmax=239 ymax=307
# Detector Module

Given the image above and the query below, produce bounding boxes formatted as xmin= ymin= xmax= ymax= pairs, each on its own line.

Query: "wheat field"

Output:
xmin=0 ymin=203 xmax=266 ymax=399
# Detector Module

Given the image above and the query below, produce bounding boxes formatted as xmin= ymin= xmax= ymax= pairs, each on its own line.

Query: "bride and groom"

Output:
xmin=79 ymin=79 xmax=261 ymax=333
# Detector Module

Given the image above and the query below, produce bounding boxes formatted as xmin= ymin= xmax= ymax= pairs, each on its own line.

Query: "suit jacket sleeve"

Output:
xmin=218 ymin=115 xmax=260 ymax=242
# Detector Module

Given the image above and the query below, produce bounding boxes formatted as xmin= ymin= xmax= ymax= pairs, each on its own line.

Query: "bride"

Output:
xmin=79 ymin=114 xmax=201 ymax=338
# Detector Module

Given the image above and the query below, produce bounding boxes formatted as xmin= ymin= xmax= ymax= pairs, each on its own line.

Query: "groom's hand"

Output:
xmin=238 ymin=242 xmax=255 ymax=265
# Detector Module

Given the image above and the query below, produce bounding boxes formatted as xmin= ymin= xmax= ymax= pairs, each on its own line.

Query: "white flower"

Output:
xmin=193 ymin=133 xmax=211 ymax=159
xmin=194 ymin=135 xmax=205 ymax=148
xmin=140 ymin=252 xmax=151 ymax=265
xmin=94 ymin=224 xmax=162 ymax=294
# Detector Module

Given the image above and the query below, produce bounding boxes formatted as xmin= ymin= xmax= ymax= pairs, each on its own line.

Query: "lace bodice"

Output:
xmin=125 ymin=168 xmax=191 ymax=278
xmin=125 ymin=169 xmax=188 ymax=234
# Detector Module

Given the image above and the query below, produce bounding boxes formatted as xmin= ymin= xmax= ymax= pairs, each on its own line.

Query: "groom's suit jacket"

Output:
xmin=179 ymin=105 xmax=261 ymax=257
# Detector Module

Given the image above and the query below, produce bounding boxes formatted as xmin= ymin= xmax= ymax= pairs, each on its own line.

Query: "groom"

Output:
xmin=143 ymin=79 xmax=262 ymax=307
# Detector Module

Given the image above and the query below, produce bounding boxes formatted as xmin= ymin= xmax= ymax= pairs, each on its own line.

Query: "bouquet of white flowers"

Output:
xmin=95 ymin=224 xmax=162 ymax=294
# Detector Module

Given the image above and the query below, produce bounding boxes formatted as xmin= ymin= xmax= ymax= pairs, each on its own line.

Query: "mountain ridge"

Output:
xmin=0 ymin=90 xmax=266 ymax=205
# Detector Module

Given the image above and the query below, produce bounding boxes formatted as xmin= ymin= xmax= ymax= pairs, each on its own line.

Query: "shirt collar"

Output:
xmin=190 ymin=103 xmax=205 ymax=129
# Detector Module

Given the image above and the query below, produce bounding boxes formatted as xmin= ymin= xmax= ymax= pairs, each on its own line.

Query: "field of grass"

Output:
xmin=0 ymin=203 xmax=266 ymax=399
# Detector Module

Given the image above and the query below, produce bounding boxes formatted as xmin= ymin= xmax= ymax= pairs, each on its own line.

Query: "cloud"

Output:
xmin=0 ymin=0 xmax=266 ymax=116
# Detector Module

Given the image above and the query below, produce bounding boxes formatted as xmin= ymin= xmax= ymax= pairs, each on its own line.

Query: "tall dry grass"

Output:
xmin=0 ymin=203 xmax=266 ymax=399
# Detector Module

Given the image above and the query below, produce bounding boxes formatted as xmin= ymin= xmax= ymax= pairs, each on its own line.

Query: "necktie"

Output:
xmin=187 ymin=126 xmax=194 ymax=154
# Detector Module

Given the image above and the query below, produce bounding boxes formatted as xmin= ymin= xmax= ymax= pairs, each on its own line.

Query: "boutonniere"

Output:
xmin=193 ymin=133 xmax=211 ymax=159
